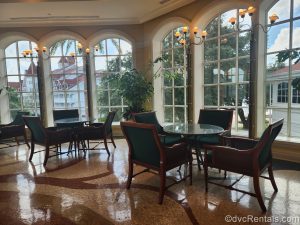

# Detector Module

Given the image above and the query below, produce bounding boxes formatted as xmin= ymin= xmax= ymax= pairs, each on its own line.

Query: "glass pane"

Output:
xmin=63 ymin=40 xmax=75 ymax=56
xmin=110 ymin=90 xmax=122 ymax=105
xmin=76 ymin=56 xmax=83 ymax=69
xmin=238 ymin=84 xmax=249 ymax=106
xmin=292 ymin=19 xmax=300 ymax=48
xmin=220 ymin=84 xmax=236 ymax=106
xmin=220 ymin=9 xmax=237 ymax=35
xmin=204 ymin=39 xmax=218 ymax=61
xmin=50 ymin=57 xmax=61 ymax=73
xmin=163 ymin=71 xmax=172 ymax=87
xmin=98 ymin=90 xmax=109 ymax=106
xmin=21 ymin=76 xmax=33 ymax=92
xmin=175 ymin=107 xmax=185 ymax=122
xmin=205 ymin=17 xmax=218 ymax=39
xmin=163 ymin=32 xmax=172 ymax=49
xmin=291 ymin=109 xmax=300 ymax=137
xmin=239 ymin=31 xmax=250 ymax=56
xmin=78 ymin=76 xmax=86 ymax=91
xmin=237 ymin=107 xmax=249 ymax=131
xmin=174 ymin=47 xmax=184 ymax=66
xmin=120 ymin=39 xmax=132 ymax=55
xmin=107 ymin=39 xmax=120 ymax=55
xmin=204 ymin=86 xmax=218 ymax=106
xmin=294 ymin=0 xmax=300 ymax=18
xmin=220 ymin=34 xmax=236 ymax=59
xmin=97 ymin=40 xmax=106 ymax=56
xmin=113 ymin=108 xmax=123 ymax=122
xmin=78 ymin=92 xmax=87 ymax=109
xmin=174 ymin=88 xmax=184 ymax=105
xmin=5 ymin=42 xmax=17 ymax=57
xmin=164 ymin=88 xmax=172 ymax=105
xmin=17 ymin=41 xmax=30 ymax=56
xmin=174 ymin=72 xmax=184 ymax=86
xmin=9 ymin=92 xmax=21 ymax=109
xmin=107 ymin=56 xmax=120 ymax=72
xmin=239 ymin=12 xmax=252 ymax=31
xmin=23 ymin=93 xmax=35 ymax=108
xmin=7 ymin=76 xmax=20 ymax=89
xmin=268 ymin=0 xmax=290 ymax=24
xmin=164 ymin=107 xmax=173 ymax=123
xmin=266 ymin=53 xmax=289 ymax=80
xmin=162 ymin=50 xmax=172 ymax=68
xmin=98 ymin=108 xmax=109 ymax=122
xmin=121 ymin=55 xmax=132 ymax=71
xmin=96 ymin=73 xmax=109 ymax=89
xmin=50 ymin=42 xmax=62 ymax=56
xmin=220 ymin=60 xmax=236 ymax=83
xmin=53 ymin=92 xmax=66 ymax=108
xmin=266 ymin=108 xmax=288 ymax=136
xmin=238 ymin=58 xmax=250 ymax=82
xmin=19 ymin=58 xmax=31 ymax=75
xmin=267 ymin=23 xmax=290 ymax=53
xmin=265 ymin=83 xmax=274 ymax=107
xmin=6 ymin=59 xmax=19 ymax=75
xmin=204 ymin=63 xmax=218 ymax=84
xmin=95 ymin=56 xmax=107 ymax=72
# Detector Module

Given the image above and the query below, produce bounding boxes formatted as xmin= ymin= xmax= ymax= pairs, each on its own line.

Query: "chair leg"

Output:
xmin=253 ymin=174 xmax=267 ymax=212
xmin=15 ymin=137 xmax=20 ymax=145
xmin=43 ymin=146 xmax=49 ymax=166
xmin=158 ymin=169 xmax=166 ymax=204
xmin=189 ymin=156 xmax=193 ymax=185
xmin=111 ymin=135 xmax=116 ymax=148
xmin=29 ymin=141 xmax=35 ymax=161
xmin=23 ymin=132 xmax=30 ymax=148
xmin=104 ymin=138 xmax=110 ymax=156
xmin=268 ymin=165 xmax=278 ymax=192
xmin=126 ymin=161 xmax=133 ymax=189
xmin=195 ymin=149 xmax=201 ymax=170
xmin=204 ymin=158 xmax=208 ymax=192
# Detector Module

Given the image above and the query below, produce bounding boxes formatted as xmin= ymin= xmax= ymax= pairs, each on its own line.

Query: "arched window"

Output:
xmin=265 ymin=0 xmax=300 ymax=138
xmin=161 ymin=27 xmax=187 ymax=123
xmin=93 ymin=38 xmax=132 ymax=122
xmin=49 ymin=39 xmax=87 ymax=118
xmin=203 ymin=9 xmax=251 ymax=135
xmin=4 ymin=40 xmax=40 ymax=119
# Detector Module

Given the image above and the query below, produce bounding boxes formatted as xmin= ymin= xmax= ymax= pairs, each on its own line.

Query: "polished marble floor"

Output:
xmin=0 ymin=139 xmax=299 ymax=225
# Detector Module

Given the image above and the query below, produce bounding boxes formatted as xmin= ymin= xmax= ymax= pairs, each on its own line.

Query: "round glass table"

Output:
xmin=163 ymin=123 xmax=224 ymax=136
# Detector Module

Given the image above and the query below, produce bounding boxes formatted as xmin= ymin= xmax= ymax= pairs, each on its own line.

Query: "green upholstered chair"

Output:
xmin=203 ymin=118 xmax=284 ymax=211
xmin=190 ymin=109 xmax=234 ymax=169
xmin=76 ymin=111 xmax=116 ymax=155
xmin=121 ymin=121 xmax=192 ymax=204
xmin=132 ymin=112 xmax=183 ymax=146
xmin=23 ymin=116 xmax=72 ymax=166
xmin=0 ymin=111 xmax=30 ymax=147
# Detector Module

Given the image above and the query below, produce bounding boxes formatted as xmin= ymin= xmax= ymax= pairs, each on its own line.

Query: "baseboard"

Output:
xmin=273 ymin=141 xmax=300 ymax=163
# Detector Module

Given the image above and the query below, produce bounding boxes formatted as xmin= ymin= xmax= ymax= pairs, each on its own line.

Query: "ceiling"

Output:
xmin=0 ymin=0 xmax=195 ymax=27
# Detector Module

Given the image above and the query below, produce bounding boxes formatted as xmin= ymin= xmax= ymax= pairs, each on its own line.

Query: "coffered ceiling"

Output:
xmin=0 ymin=0 xmax=195 ymax=27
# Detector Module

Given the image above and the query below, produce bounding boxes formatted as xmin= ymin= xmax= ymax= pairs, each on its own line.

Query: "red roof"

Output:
xmin=271 ymin=63 xmax=300 ymax=76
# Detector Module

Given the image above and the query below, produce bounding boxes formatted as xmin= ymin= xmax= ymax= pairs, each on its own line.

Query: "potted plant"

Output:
xmin=109 ymin=69 xmax=154 ymax=120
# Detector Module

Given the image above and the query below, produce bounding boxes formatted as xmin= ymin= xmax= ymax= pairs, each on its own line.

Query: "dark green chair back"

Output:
xmin=257 ymin=118 xmax=283 ymax=168
xmin=198 ymin=109 xmax=233 ymax=130
xmin=23 ymin=116 xmax=46 ymax=143
xmin=121 ymin=122 xmax=161 ymax=168
xmin=53 ymin=109 xmax=79 ymax=121
xmin=10 ymin=111 xmax=30 ymax=126
xmin=104 ymin=111 xmax=116 ymax=134
xmin=133 ymin=112 xmax=163 ymax=133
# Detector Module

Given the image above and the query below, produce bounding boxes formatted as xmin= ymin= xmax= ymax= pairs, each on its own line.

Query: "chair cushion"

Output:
xmin=160 ymin=134 xmax=182 ymax=146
